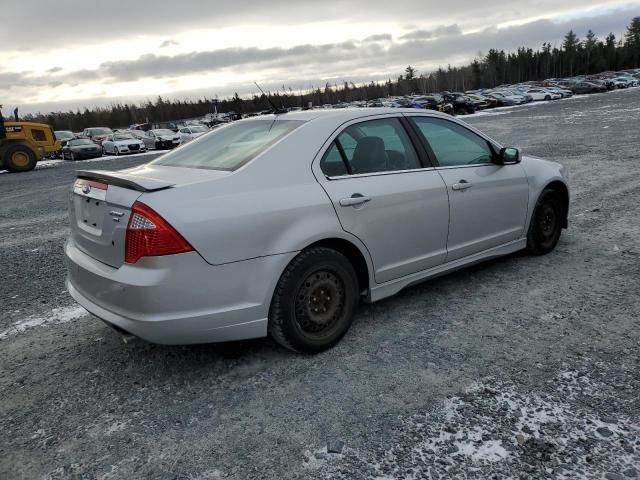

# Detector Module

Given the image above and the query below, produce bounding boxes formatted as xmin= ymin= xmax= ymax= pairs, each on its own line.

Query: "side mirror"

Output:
xmin=499 ymin=147 xmax=520 ymax=164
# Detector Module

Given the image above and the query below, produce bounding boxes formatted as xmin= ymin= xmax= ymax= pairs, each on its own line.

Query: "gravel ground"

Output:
xmin=1 ymin=90 xmax=639 ymax=480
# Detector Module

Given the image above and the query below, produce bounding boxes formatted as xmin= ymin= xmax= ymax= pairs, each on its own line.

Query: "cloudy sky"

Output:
xmin=2 ymin=0 xmax=638 ymax=113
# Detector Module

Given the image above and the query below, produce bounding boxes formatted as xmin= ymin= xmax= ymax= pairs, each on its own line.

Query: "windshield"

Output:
xmin=55 ymin=131 xmax=74 ymax=140
xmin=114 ymin=134 xmax=134 ymax=140
xmin=89 ymin=128 xmax=112 ymax=135
xmin=70 ymin=139 xmax=95 ymax=146
xmin=152 ymin=129 xmax=175 ymax=136
xmin=190 ymin=126 xmax=207 ymax=133
xmin=152 ymin=119 xmax=305 ymax=171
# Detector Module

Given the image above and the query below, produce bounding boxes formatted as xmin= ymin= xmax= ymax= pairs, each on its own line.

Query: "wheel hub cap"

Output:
xmin=295 ymin=270 xmax=344 ymax=334
xmin=539 ymin=205 xmax=557 ymax=238
xmin=12 ymin=152 xmax=29 ymax=167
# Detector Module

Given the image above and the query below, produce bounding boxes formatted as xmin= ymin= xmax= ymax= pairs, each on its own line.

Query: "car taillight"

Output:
xmin=125 ymin=201 xmax=193 ymax=264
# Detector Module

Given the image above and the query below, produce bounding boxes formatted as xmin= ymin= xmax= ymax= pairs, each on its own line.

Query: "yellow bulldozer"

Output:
xmin=0 ymin=108 xmax=61 ymax=172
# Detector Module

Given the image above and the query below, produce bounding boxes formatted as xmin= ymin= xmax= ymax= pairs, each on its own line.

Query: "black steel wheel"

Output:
xmin=269 ymin=247 xmax=359 ymax=353
xmin=526 ymin=188 xmax=563 ymax=255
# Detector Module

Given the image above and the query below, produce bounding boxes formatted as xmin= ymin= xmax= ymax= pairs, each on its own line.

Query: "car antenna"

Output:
xmin=254 ymin=82 xmax=287 ymax=115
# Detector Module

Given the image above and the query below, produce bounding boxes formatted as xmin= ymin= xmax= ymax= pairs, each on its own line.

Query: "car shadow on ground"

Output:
xmin=89 ymin=248 xmax=533 ymax=375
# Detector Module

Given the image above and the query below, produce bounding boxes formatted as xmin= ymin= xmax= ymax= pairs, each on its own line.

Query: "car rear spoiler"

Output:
xmin=76 ymin=170 xmax=175 ymax=192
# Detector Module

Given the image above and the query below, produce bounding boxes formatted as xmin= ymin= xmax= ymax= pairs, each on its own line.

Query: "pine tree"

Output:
xmin=624 ymin=17 xmax=640 ymax=67
xmin=404 ymin=65 xmax=416 ymax=80
xmin=563 ymin=30 xmax=581 ymax=76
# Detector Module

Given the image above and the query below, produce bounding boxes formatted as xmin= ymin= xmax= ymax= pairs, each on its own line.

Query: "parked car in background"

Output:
xmin=545 ymin=86 xmax=573 ymax=98
xmin=425 ymin=96 xmax=455 ymax=115
xmin=83 ymin=127 xmax=114 ymax=145
xmin=54 ymin=130 xmax=75 ymax=146
xmin=611 ymin=77 xmax=634 ymax=88
xmin=141 ymin=129 xmax=181 ymax=150
xmin=101 ymin=133 xmax=147 ymax=156
xmin=501 ymin=89 xmax=533 ymax=102
xmin=570 ymin=82 xmax=607 ymax=94
xmin=442 ymin=93 xmax=477 ymax=114
xmin=178 ymin=125 xmax=209 ymax=143
xmin=465 ymin=93 xmax=496 ymax=109
xmin=484 ymin=92 xmax=519 ymax=106
xmin=61 ymin=138 xmax=102 ymax=160
xmin=525 ymin=88 xmax=561 ymax=101
xmin=125 ymin=130 xmax=147 ymax=141
xmin=53 ymin=130 xmax=75 ymax=157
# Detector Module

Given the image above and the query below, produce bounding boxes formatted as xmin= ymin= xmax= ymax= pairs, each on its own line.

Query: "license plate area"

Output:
xmin=74 ymin=179 xmax=108 ymax=235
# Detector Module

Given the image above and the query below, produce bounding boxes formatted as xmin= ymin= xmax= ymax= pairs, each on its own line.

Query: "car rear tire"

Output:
xmin=526 ymin=188 xmax=563 ymax=255
xmin=5 ymin=145 xmax=37 ymax=172
xmin=268 ymin=247 xmax=359 ymax=353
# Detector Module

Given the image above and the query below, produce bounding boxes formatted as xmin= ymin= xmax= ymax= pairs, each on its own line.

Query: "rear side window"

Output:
xmin=320 ymin=142 xmax=349 ymax=177
xmin=320 ymin=118 xmax=421 ymax=176
xmin=152 ymin=119 xmax=305 ymax=171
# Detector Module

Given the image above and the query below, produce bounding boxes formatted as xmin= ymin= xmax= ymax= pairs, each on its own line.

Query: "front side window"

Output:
xmin=152 ymin=119 xmax=305 ymax=171
xmin=320 ymin=118 xmax=420 ymax=176
xmin=411 ymin=117 xmax=494 ymax=167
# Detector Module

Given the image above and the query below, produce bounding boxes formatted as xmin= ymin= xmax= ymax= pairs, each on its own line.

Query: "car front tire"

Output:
xmin=526 ymin=188 xmax=563 ymax=255
xmin=268 ymin=247 xmax=359 ymax=353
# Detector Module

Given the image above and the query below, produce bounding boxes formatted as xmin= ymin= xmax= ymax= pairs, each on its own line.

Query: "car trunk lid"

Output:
xmin=69 ymin=165 xmax=221 ymax=268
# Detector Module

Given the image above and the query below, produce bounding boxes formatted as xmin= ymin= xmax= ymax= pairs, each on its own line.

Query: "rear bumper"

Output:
xmin=65 ymin=239 xmax=296 ymax=344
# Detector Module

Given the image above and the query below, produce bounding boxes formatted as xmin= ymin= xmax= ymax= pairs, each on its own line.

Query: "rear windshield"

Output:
xmin=152 ymin=119 xmax=305 ymax=171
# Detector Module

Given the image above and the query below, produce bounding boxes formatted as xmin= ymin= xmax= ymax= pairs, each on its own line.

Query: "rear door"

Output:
xmin=314 ymin=116 xmax=449 ymax=284
xmin=408 ymin=115 xmax=529 ymax=262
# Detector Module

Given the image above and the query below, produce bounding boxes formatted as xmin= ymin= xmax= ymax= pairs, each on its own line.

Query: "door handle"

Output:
xmin=452 ymin=180 xmax=473 ymax=191
xmin=339 ymin=194 xmax=371 ymax=207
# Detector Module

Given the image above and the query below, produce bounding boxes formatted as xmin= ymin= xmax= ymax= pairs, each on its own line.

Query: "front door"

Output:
xmin=315 ymin=116 xmax=450 ymax=284
xmin=409 ymin=116 xmax=529 ymax=262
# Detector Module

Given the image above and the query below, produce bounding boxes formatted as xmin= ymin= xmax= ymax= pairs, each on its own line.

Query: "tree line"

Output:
xmin=20 ymin=16 xmax=640 ymax=131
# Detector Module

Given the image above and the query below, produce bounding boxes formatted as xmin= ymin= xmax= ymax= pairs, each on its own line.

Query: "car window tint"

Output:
xmin=152 ymin=119 xmax=305 ymax=171
xmin=337 ymin=132 xmax=357 ymax=161
xmin=411 ymin=117 xmax=493 ymax=167
xmin=336 ymin=118 xmax=420 ymax=174
xmin=320 ymin=142 xmax=349 ymax=177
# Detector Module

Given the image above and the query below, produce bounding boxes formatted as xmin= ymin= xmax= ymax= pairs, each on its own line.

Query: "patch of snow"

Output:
xmin=0 ymin=305 xmax=88 ymax=340
xmin=104 ymin=420 xmax=130 ymax=436
xmin=35 ymin=159 xmax=65 ymax=169
xmin=302 ymin=362 xmax=640 ymax=479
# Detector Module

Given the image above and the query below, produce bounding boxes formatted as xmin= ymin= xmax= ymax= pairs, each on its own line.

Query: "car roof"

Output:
xmin=245 ymin=107 xmax=453 ymax=124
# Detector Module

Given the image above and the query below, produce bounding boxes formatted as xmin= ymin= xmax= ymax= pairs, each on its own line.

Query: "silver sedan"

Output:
xmin=65 ymin=109 xmax=569 ymax=352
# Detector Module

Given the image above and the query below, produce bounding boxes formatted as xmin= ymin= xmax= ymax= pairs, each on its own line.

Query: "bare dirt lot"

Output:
xmin=1 ymin=90 xmax=639 ymax=479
